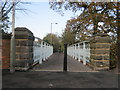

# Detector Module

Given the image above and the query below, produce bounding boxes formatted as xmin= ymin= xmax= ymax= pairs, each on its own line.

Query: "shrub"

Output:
xmin=110 ymin=42 xmax=117 ymax=69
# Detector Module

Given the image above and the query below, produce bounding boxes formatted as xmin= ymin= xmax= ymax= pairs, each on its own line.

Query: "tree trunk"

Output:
xmin=117 ymin=2 xmax=120 ymax=72
xmin=93 ymin=21 xmax=98 ymax=35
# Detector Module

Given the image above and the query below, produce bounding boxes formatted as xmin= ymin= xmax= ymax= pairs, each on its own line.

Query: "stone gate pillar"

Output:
xmin=15 ymin=27 xmax=34 ymax=70
xmin=90 ymin=33 xmax=111 ymax=71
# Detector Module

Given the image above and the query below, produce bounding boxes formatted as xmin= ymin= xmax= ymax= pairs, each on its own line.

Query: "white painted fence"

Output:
xmin=67 ymin=41 xmax=90 ymax=65
xmin=33 ymin=40 xmax=53 ymax=64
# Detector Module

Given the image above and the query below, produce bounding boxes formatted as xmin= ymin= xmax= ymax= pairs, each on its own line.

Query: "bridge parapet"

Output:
xmin=33 ymin=38 xmax=53 ymax=64
xmin=67 ymin=33 xmax=111 ymax=71
xmin=15 ymin=27 xmax=53 ymax=70
xmin=67 ymin=41 xmax=90 ymax=65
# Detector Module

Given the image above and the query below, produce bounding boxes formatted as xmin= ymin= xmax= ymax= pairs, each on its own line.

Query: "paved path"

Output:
xmin=2 ymin=70 xmax=118 ymax=88
xmin=32 ymin=53 xmax=93 ymax=72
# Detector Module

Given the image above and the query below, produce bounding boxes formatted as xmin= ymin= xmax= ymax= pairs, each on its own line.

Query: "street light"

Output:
xmin=51 ymin=22 xmax=58 ymax=44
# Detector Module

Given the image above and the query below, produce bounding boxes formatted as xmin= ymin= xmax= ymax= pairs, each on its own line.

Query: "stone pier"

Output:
xmin=90 ymin=33 xmax=111 ymax=70
xmin=15 ymin=27 xmax=34 ymax=70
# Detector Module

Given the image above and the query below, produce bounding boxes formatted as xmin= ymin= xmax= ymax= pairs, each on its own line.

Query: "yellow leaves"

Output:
xmin=105 ymin=21 xmax=110 ymax=25
xmin=88 ymin=22 xmax=93 ymax=24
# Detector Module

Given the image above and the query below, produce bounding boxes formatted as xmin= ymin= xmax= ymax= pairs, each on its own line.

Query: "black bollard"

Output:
xmin=63 ymin=43 xmax=67 ymax=72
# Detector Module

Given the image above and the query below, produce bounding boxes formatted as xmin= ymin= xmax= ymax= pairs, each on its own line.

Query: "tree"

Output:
xmin=110 ymin=41 xmax=117 ymax=69
xmin=1 ymin=0 xmax=19 ymax=32
xmin=43 ymin=33 xmax=61 ymax=52
xmin=43 ymin=33 xmax=51 ymax=44
xmin=65 ymin=18 xmax=93 ymax=41
xmin=116 ymin=1 xmax=120 ymax=71
xmin=62 ymin=28 xmax=76 ymax=45
xmin=49 ymin=1 xmax=119 ymax=36
xmin=1 ymin=0 xmax=30 ymax=32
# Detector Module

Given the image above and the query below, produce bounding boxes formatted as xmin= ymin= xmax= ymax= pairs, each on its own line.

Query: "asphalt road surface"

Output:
xmin=2 ymin=70 xmax=118 ymax=88
xmin=2 ymin=53 xmax=119 ymax=89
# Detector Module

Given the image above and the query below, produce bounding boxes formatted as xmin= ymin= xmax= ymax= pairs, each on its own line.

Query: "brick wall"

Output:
xmin=0 ymin=32 xmax=11 ymax=69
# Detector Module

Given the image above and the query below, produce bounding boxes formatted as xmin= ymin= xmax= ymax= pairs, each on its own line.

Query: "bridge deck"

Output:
xmin=32 ymin=53 xmax=94 ymax=72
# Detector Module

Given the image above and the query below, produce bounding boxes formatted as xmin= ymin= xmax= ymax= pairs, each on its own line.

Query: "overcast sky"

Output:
xmin=14 ymin=1 xmax=80 ymax=39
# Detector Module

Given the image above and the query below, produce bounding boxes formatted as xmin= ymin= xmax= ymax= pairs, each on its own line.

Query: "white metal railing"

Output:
xmin=33 ymin=40 xmax=53 ymax=64
xmin=67 ymin=41 xmax=90 ymax=65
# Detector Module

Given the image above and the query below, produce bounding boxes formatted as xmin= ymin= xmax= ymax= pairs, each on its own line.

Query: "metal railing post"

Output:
xmin=63 ymin=43 xmax=67 ymax=72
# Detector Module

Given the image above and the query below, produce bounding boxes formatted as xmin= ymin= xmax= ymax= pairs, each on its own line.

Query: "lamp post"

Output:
xmin=50 ymin=23 xmax=58 ymax=44
xmin=10 ymin=0 xmax=15 ymax=73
